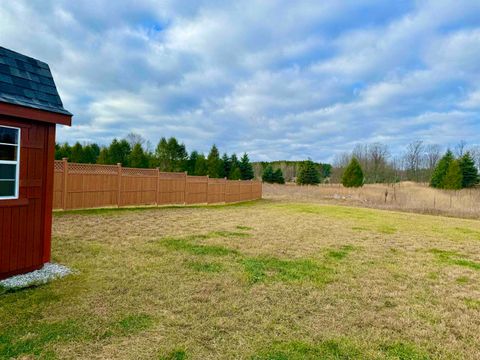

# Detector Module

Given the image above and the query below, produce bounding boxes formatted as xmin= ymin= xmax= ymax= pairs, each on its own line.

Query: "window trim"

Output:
xmin=0 ymin=125 xmax=20 ymax=200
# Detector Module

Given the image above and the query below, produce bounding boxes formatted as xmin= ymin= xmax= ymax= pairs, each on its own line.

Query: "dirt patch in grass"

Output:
xmin=2 ymin=200 xmax=480 ymax=359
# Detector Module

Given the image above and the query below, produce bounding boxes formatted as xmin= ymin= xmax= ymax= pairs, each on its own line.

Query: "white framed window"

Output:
xmin=0 ymin=125 xmax=20 ymax=199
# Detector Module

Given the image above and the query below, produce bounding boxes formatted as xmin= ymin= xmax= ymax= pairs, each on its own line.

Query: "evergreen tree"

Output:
xmin=207 ymin=145 xmax=222 ymax=178
xmin=108 ymin=138 xmax=131 ymax=165
xmin=341 ymin=157 xmax=364 ymax=187
xmin=272 ymin=168 xmax=285 ymax=184
xmin=83 ymin=143 xmax=100 ymax=163
xmin=55 ymin=142 xmax=71 ymax=160
xmin=187 ymin=151 xmax=199 ymax=175
xmin=128 ymin=143 xmax=149 ymax=168
xmin=239 ymin=153 xmax=254 ymax=180
xmin=430 ymin=150 xmax=454 ymax=188
xmin=97 ymin=148 xmax=109 ymax=164
xmin=155 ymin=137 xmax=169 ymax=170
xmin=262 ymin=165 xmax=274 ymax=183
xmin=168 ymin=137 xmax=188 ymax=171
xmin=69 ymin=142 xmax=84 ymax=163
xmin=459 ymin=152 xmax=479 ymax=188
xmin=297 ymin=160 xmax=321 ymax=185
xmin=443 ymin=160 xmax=463 ymax=190
xmin=229 ymin=154 xmax=240 ymax=179
xmin=230 ymin=167 xmax=242 ymax=180
xmin=194 ymin=154 xmax=208 ymax=175
xmin=221 ymin=153 xmax=230 ymax=178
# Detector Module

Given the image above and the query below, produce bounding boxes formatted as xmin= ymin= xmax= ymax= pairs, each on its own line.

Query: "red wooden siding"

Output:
xmin=0 ymin=116 xmax=55 ymax=279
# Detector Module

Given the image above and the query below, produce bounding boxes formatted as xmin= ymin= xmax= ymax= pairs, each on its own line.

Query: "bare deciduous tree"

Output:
xmin=404 ymin=140 xmax=424 ymax=182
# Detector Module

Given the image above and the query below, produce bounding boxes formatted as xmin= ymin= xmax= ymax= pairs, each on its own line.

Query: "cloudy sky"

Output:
xmin=1 ymin=1 xmax=480 ymax=162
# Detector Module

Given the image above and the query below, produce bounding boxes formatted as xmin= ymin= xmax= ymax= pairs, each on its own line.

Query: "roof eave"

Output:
xmin=0 ymin=101 xmax=72 ymax=126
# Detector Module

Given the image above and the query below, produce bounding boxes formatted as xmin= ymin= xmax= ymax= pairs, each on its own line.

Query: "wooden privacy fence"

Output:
xmin=53 ymin=159 xmax=262 ymax=210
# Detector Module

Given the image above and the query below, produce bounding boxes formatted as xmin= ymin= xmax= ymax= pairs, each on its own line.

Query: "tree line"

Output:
xmin=332 ymin=140 xmax=480 ymax=185
xmin=55 ymin=133 xmax=254 ymax=180
xmin=339 ymin=148 xmax=479 ymax=190
xmin=253 ymin=160 xmax=332 ymax=183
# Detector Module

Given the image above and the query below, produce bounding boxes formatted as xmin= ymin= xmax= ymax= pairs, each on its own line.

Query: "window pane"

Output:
xmin=0 ymin=127 xmax=18 ymax=144
xmin=0 ymin=144 xmax=17 ymax=161
xmin=0 ymin=164 xmax=16 ymax=179
xmin=0 ymin=180 xmax=15 ymax=197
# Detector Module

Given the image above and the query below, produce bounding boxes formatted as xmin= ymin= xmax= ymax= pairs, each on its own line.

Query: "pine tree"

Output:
xmin=272 ymin=168 xmax=285 ymax=184
xmin=221 ymin=153 xmax=230 ymax=178
xmin=459 ymin=152 xmax=479 ymax=188
xmin=430 ymin=150 xmax=454 ymax=188
xmin=187 ymin=151 xmax=199 ymax=175
xmin=341 ymin=157 xmax=364 ymax=187
xmin=230 ymin=167 xmax=242 ymax=180
xmin=97 ymin=148 xmax=109 ymax=164
xmin=128 ymin=143 xmax=149 ymax=168
xmin=109 ymin=139 xmax=131 ymax=165
xmin=239 ymin=153 xmax=254 ymax=180
xmin=443 ymin=160 xmax=463 ymax=190
xmin=229 ymin=154 xmax=239 ymax=179
xmin=70 ymin=142 xmax=84 ymax=163
xmin=262 ymin=165 xmax=274 ymax=183
xmin=207 ymin=145 xmax=222 ymax=178
xmin=297 ymin=160 xmax=321 ymax=185
xmin=194 ymin=154 xmax=208 ymax=175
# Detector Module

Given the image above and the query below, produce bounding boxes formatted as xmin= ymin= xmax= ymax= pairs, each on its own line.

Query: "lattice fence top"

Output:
xmin=122 ymin=167 xmax=157 ymax=176
xmin=54 ymin=161 xmax=64 ymax=172
xmin=68 ymin=163 xmax=118 ymax=175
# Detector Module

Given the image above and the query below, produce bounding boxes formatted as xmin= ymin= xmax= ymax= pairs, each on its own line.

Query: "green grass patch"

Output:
xmin=252 ymin=339 xmax=363 ymax=359
xmin=0 ymin=320 xmax=82 ymax=359
xmin=241 ymin=257 xmax=331 ymax=285
xmin=114 ymin=313 xmax=153 ymax=334
xmin=186 ymin=260 xmax=224 ymax=273
xmin=159 ymin=349 xmax=188 ymax=360
xmin=236 ymin=225 xmax=254 ymax=230
xmin=161 ymin=237 xmax=239 ymax=257
xmin=377 ymin=225 xmax=397 ymax=234
xmin=429 ymin=249 xmax=480 ymax=270
xmin=456 ymin=276 xmax=470 ymax=284
xmin=326 ymin=245 xmax=355 ymax=260
xmin=380 ymin=341 xmax=430 ymax=360
xmin=464 ymin=298 xmax=480 ymax=310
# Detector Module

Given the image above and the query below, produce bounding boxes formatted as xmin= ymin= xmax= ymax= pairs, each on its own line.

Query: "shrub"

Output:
xmin=342 ymin=157 xmax=364 ymax=187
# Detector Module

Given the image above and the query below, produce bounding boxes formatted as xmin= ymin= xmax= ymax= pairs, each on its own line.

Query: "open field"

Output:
xmin=264 ymin=182 xmax=480 ymax=219
xmin=1 ymin=200 xmax=480 ymax=359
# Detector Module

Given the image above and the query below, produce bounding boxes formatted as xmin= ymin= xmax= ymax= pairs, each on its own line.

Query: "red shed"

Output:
xmin=0 ymin=47 xmax=72 ymax=280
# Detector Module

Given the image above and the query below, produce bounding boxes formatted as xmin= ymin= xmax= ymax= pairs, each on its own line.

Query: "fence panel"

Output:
xmin=53 ymin=160 xmax=262 ymax=210
xmin=158 ymin=172 xmax=186 ymax=205
xmin=120 ymin=168 xmax=158 ymax=206
xmin=208 ymin=178 xmax=226 ymax=204
xmin=186 ymin=176 xmax=208 ymax=204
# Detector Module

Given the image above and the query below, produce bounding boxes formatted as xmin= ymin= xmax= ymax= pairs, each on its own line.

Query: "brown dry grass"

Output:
xmin=1 ymin=200 xmax=480 ymax=359
xmin=264 ymin=182 xmax=480 ymax=219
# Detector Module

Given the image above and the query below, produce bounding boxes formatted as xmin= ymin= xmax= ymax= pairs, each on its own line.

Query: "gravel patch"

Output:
xmin=0 ymin=263 xmax=72 ymax=289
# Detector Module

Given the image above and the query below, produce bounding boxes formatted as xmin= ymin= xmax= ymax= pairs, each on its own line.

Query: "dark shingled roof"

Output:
xmin=0 ymin=47 xmax=71 ymax=115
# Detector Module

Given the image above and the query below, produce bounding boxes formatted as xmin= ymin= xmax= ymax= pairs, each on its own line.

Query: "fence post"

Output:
xmin=206 ymin=175 xmax=209 ymax=204
xmin=117 ymin=163 xmax=122 ymax=207
xmin=62 ymin=158 xmax=68 ymax=210
xmin=250 ymin=180 xmax=253 ymax=200
xmin=184 ymin=171 xmax=187 ymax=205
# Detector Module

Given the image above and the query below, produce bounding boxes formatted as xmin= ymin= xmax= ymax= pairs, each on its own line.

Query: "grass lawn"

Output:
xmin=1 ymin=200 xmax=480 ymax=359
